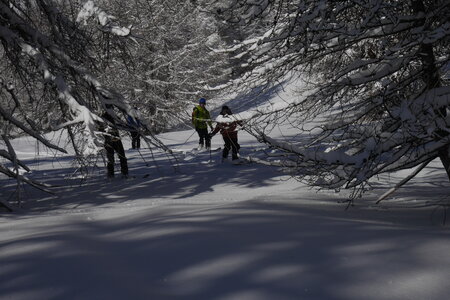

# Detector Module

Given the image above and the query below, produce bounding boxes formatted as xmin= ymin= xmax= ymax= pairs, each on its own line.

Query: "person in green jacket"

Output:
xmin=192 ymin=97 xmax=213 ymax=150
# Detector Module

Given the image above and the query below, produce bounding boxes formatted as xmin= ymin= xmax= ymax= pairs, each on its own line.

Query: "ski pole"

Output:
xmin=180 ymin=129 xmax=197 ymax=147
xmin=209 ymin=145 xmax=212 ymax=161
xmin=137 ymin=148 xmax=149 ymax=167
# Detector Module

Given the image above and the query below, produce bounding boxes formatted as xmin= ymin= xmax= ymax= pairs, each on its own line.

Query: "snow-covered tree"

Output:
xmin=1 ymin=0 xmax=230 ymax=207
xmin=219 ymin=0 xmax=450 ymax=198
xmin=77 ymin=0 xmax=230 ymax=132
xmin=0 ymin=0 xmax=168 ymax=196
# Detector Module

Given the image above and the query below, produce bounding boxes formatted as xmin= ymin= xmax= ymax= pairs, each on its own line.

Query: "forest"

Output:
xmin=1 ymin=0 xmax=449 ymax=207
xmin=1 ymin=2 xmax=449 ymax=299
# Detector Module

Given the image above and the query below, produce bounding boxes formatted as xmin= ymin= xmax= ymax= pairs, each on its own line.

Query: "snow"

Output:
xmin=1 ymin=84 xmax=450 ymax=300
xmin=76 ymin=0 xmax=131 ymax=36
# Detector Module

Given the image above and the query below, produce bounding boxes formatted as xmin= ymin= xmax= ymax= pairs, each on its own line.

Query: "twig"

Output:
xmin=0 ymin=200 xmax=13 ymax=212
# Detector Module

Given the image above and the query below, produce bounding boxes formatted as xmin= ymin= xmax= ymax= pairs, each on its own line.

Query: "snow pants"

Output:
xmin=131 ymin=131 xmax=141 ymax=149
xmin=222 ymin=136 xmax=240 ymax=160
xmin=196 ymin=127 xmax=211 ymax=148
xmin=105 ymin=137 xmax=128 ymax=177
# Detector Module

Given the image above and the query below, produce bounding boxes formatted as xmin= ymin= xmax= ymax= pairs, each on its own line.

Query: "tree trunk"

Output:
xmin=439 ymin=147 xmax=450 ymax=182
xmin=411 ymin=0 xmax=450 ymax=182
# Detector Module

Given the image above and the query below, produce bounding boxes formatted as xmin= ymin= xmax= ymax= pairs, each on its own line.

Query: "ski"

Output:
xmin=171 ymin=147 xmax=221 ymax=153
xmin=171 ymin=147 xmax=221 ymax=161
xmin=231 ymin=158 xmax=251 ymax=165
xmin=220 ymin=157 xmax=251 ymax=165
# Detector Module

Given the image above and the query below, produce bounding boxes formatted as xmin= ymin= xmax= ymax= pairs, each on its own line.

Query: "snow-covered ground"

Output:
xmin=1 ymin=84 xmax=450 ymax=300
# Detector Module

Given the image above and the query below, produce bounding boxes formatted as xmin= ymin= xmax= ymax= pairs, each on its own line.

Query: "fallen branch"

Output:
xmin=376 ymin=158 xmax=433 ymax=204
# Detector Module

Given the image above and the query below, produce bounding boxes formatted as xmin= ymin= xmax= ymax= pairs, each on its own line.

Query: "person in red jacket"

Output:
xmin=210 ymin=106 xmax=242 ymax=161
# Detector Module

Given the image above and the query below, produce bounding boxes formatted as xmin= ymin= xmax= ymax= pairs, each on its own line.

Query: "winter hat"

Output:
xmin=220 ymin=105 xmax=232 ymax=115
xmin=220 ymin=105 xmax=233 ymax=116
xmin=198 ymin=98 xmax=206 ymax=104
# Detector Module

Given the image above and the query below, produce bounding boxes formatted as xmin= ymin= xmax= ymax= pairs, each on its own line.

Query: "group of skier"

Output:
xmin=101 ymin=97 xmax=243 ymax=178
xmin=192 ymin=97 xmax=242 ymax=162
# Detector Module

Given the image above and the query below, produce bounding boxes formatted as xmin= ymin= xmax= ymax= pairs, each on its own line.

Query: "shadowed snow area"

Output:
xmin=1 ymin=194 xmax=449 ymax=300
xmin=1 ymin=82 xmax=449 ymax=299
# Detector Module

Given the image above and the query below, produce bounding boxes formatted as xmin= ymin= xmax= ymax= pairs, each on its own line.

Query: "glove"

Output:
xmin=209 ymin=133 xmax=214 ymax=138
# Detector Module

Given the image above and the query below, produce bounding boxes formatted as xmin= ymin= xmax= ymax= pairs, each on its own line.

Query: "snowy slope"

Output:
xmin=1 ymin=80 xmax=450 ymax=300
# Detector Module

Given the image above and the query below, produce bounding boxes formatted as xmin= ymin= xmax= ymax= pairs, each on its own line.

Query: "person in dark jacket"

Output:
xmin=127 ymin=114 xmax=141 ymax=149
xmin=99 ymin=108 xmax=128 ymax=178
xmin=210 ymin=105 xmax=242 ymax=161
xmin=192 ymin=98 xmax=213 ymax=150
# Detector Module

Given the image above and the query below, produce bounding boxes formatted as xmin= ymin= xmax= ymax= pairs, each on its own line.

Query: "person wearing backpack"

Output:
xmin=98 ymin=106 xmax=129 ymax=178
xmin=192 ymin=98 xmax=213 ymax=150
xmin=126 ymin=113 xmax=141 ymax=150
xmin=210 ymin=105 xmax=242 ymax=162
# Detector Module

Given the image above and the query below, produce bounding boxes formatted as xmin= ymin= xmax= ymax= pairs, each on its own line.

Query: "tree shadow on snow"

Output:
xmin=0 ymin=146 xmax=289 ymax=213
xmin=1 ymin=200 xmax=449 ymax=300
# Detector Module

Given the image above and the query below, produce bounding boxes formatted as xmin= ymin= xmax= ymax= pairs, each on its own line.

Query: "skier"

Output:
xmin=127 ymin=112 xmax=141 ymax=150
xmin=99 ymin=106 xmax=129 ymax=178
xmin=210 ymin=105 xmax=242 ymax=162
xmin=192 ymin=97 xmax=213 ymax=150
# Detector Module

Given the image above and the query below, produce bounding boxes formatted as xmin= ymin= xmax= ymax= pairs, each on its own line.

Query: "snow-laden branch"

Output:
xmin=0 ymin=163 xmax=54 ymax=194
xmin=0 ymin=1 xmax=141 ymax=153
xmin=77 ymin=0 xmax=132 ymax=36
xmin=0 ymin=103 xmax=67 ymax=154
xmin=0 ymin=149 xmax=30 ymax=173
xmin=20 ymin=42 xmax=104 ymax=154
xmin=246 ymin=85 xmax=450 ymax=189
